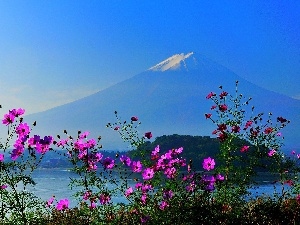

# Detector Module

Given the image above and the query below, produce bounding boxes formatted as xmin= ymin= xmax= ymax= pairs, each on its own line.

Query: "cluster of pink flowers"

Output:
xmin=183 ymin=157 xmax=224 ymax=192
xmin=57 ymin=131 xmax=114 ymax=171
xmin=47 ymin=197 xmax=69 ymax=210
xmin=118 ymin=145 xmax=186 ymax=209
xmin=1 ymin=109 xmax=53 ymax=160
xmin=2 ymin=108 xmax=25 ymax=126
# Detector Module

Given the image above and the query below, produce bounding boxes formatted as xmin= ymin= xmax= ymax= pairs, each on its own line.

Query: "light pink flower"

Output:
xmin=240 ymin=145 xmax=250 ymax=153
xmin=268 ymin=149 xmax=276 ymax=157
xmin=202 ymin=157 xmax=215 ymax=171
xmin=0 ymin=154 xmax=4 ymax=162
xmin=159 ymin=201 xmax=169 ymax=210
xmin=56 ymin=199 xmax=69 ymax=210
xmin=46 ymin=197 xmax=55 ymax=207
xmin=142 ymin=168 xmax=154 ymax=180
xmin=125 ymin=187 xmax=134 ymax=197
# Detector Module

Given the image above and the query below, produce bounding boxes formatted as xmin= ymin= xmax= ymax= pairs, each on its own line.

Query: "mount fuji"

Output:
xmin=25 ymin=52 xmax=300 ymax=151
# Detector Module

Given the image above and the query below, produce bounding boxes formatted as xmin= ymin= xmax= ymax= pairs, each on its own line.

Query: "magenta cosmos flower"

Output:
xmin=159 ymin=201 xmax=169 ymax=210
xmin=131 ymin=161 xmax=143 ymax=172
xmin=125 ymin=187 xmax=134 ymax=197
xmin=56 ymin=199 xmax=69 ymax=210
xmin=0 ymin=154 xmax=4 ymax=162
xmin=206 ymin=92 xmax=216 ymax=99
xmin=46 ymin=196 xmax=55 ymax=207
xmin=131 ymin=116 xmax=138 ymax=121
xmin=144 ymin=132 xmax=152 ymax=139
xmin=16 ymin=123 xmax=30 ymax=137
xmin=240 ymin=145 xmax=249 ymax=153
xmin=120 ymin=155 xmax=131 ymax=166
xmin=99 ymin=193 xmax=110 ymax=205
xmin=102 ymin=157 xmax=115 ymax=169
xmin=2 ymin=113 xmax=15 ymax=125
xmin=202 ymin=157 xmax=215 ymax=171
xmin=268 ymin=149 xmax=276 ymax=157
xmin=142 ymin=168 xmax=154 ymax=180
xmin=218 ymin=104 xmax=228 ymax=112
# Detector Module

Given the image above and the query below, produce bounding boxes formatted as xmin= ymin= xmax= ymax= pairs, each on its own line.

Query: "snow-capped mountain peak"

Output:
xmin=148 ymin=52 xmax=196 ymax=72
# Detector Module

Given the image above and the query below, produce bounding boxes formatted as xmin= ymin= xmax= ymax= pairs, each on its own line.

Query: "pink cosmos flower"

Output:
xmin=142 ymin=168 xmax=154 ymax=180
xmin=244 ymin=120 xmax=253 ymax=129
xmin=216 ymin=174 xmax=225 ymax=181
xmin=141 ymin=184 xmax=153 ymax=193
xmin=2 ymin=113 xmax=15 ymax=125
xmin=99 ymin=193 xmax=110 ymax=205
xmin=0 ymin=154 xmax=4 ymax=162
xmin=131 ymin=161 xmax=142 ymax=172
xmin=206 ymin=92 xmax=216 ymax=99
xmin=219 ymin=104 xmax=228 ymax=112
xmin=202 ymin=157 xmax=215 ymax=171
xmin=94 ymin=152 xmax=103 ymax=162
xmin=16 ymin=123 xmax=30 ymax=137
xmin=217 ymin=132 xmax=227 ymax=142
xmin=114 ymin=126 xmax=120 ymax=130
xmin=89 ymin=201 xmax=96 ymax=209
xmin=74 ymin=139 xmax=86 ymax=151
xmin=276 ymin=132 xmax=282 ymax=136
xmin=79 ymin=131 xmax=90 ymax=139
xmin=163 ymin=190 xmax=174 ymax=199
xmin=83 ymin=190 xmax=92 ymax=200
xmin=202 ymin=175 xmax=216 ymax=192
xmin=0 ymin=185 xmax=8 ymax=189
xmin=57 ymin=139 xmax=68 ymax=147
xmin=268 ymin=149 xmax=276 ymax=157
xmin=264 ymin=127 xmax=273 ymax=134
xmin=120 ymin=155 xmax=131 ymax=166
xmin=56 ymin=199 xmax=69 ymax=210
xmin=28 ymin=135 xmax=41 ymax=146
xmin=13 ymin=108 xmax=25 ymax=117
xmin=151 ymin=145 xmax=160 ymax=160
xmin=125 ymin=187 xmax=134 ymax=197
xmin=35 ymin=141 xmax=51 ymax=154
xmin=131 ymin=116 xmax=138 ymax=121
xmin=164 ymin=167 xmax=177 ymax=179
xmin=277 ymin=116 xmax=287 ymax=123
xmin=205 ymin=113 xmax=212 ymax=119
xmin=174 ymin=147 xmax=183 ymax=154
xmin=240 ymin=145 xmax=250 ymax=153
xmin=87 ymin=162 xmax=97 ymax=171
xmin=144 ymin=132 xmax=152 ymax=139
xmin=135 ymin=183 xmax=143 ymax=190
xmin=217 ymin=124 xmax=227 ymax=131
xmin=102 ymin=157 xmax=115 ymax=169
xmin=11 ymin=145 xmax=24 ymax=160
xmin=211 ymin=105 xmax=217 ymax=110
xmin=159 ymin=201 xmax=169 ymax=210
xmin=186 ymin=181 xmax=196 ymax=192
xmin=87 ymin=139 xmax=96 ymax=148
xmin=46 ymin=196 xmax=55 ymax=207
xmin=141 ymin=194 xmax=147 ymax=205
xmin=219 ymin=91 xmax=228 ymax=99
xmin=231 ymin=125 xmax=240 ymax=133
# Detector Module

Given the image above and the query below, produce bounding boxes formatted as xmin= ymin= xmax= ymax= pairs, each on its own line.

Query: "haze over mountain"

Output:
xmin=25 ymin=53 xmax=300 ymax=151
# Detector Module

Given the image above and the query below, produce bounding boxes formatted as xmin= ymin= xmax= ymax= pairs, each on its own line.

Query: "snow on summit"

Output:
xmin=149 ymin=52 xmax=195 ymax=72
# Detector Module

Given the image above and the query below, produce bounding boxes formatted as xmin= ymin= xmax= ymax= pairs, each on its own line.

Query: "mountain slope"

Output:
xmin=25 ymin=53 xmax=300 ymax=150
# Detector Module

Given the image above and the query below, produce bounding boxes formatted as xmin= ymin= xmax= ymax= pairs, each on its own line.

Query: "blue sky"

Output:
xmin=0 ymin=1 xmax=299 ymax=114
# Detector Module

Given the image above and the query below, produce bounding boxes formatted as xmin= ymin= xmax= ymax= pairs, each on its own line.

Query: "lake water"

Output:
xmin=17 ymin=169 xmax=293 ymax=208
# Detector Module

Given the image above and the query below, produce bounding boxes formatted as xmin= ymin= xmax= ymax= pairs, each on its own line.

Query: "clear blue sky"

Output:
xmin=0 ymin=1 xmax=299 ymax=114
